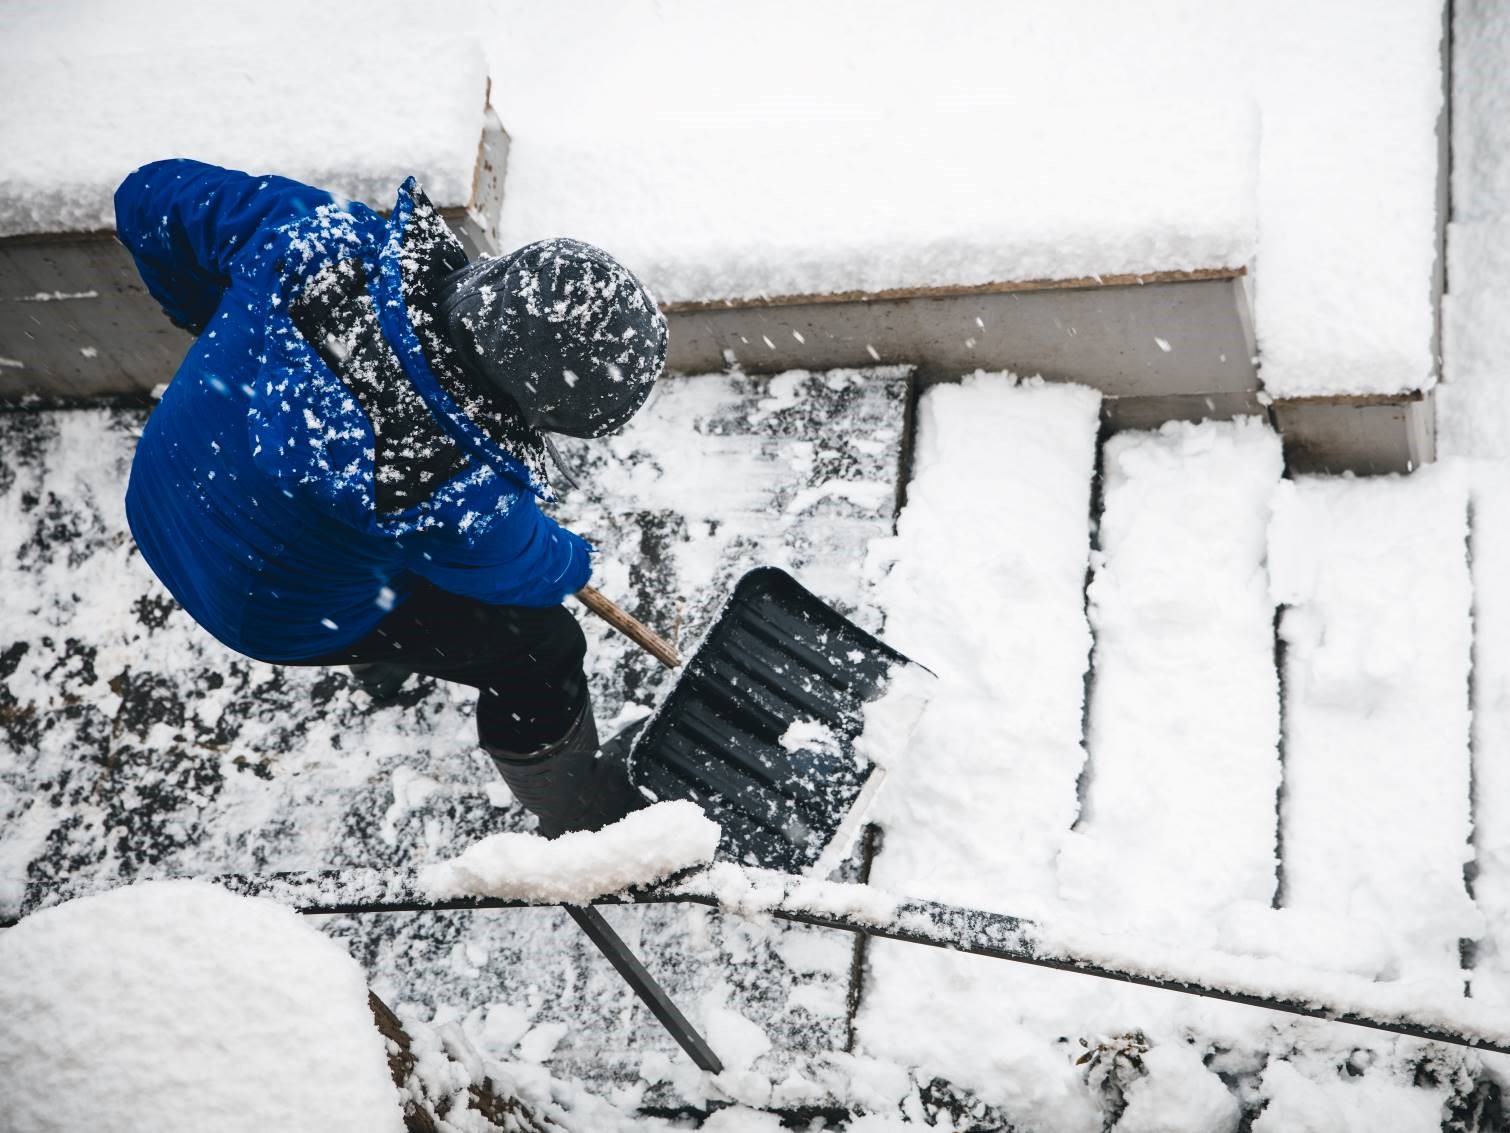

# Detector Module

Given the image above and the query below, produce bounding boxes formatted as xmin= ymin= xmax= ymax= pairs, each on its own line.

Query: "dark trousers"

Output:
xmin=297 ymin=580 xmax=588 ymax=753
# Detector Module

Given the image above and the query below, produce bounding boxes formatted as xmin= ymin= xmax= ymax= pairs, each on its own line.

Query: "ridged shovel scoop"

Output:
xmin=579 ymin=567 xmax=934 ymax=875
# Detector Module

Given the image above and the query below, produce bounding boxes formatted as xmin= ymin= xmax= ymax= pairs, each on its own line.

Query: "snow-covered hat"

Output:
xmin=437 ymin=237 xmax=668 ymax=439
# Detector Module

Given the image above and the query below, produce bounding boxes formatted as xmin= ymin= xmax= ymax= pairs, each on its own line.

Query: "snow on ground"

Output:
xmin=485 ymin=0 xmax=1442 ymax=397
xmin=0 ymin=5 xmax=487 ymax=235
xmin=0 ymin=879 xmax=402 ymax=1132
xmin=1250 ymin=1054 xmax=1456 ymax=1133
xmin=1269 ymin=468 xmax=1477 ymax=985
xmin=6 ymin=373 xmax=1508 ymax=1126
xmin=1439 ymin=0 xmax=1510 ymax=454
xmin=1446 ymin=0 xmax=1510 ymax=224
xmin=489 ymin=89 xmax=1257 ymax=304
xmin=852 ymin=377 xmax=1499 ymax=1130
xmin=1249 ymin=0 xmax=1444 ymax=399
xmin=855 ymin=375 xmax=1117 ymax=1128
xmin=1 ymin=1 xmax=1503 ymax=1125
xmin=1060 ymin=418 xmax=1283 ymax=933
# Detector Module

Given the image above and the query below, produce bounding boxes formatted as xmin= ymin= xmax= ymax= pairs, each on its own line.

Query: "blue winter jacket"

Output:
xmin=117 ymin=160 xmax=592 ymax=662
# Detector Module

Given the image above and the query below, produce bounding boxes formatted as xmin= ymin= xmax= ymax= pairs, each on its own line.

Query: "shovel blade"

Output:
xmin=627 ymin=567 xmax=934 ymax=874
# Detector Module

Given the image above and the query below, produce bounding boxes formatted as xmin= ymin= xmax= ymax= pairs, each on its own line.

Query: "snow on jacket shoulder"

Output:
xmin=118 ymin=159 xmax=592 ymax=662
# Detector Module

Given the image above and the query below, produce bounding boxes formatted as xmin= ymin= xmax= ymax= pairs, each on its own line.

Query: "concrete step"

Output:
xmin=1060 ymin=418 xmax=1284 ymax=929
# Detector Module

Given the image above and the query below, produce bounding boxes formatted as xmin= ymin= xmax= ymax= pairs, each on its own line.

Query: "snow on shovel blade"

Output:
xmin=626 ymin=567 xmax=934 ymax=875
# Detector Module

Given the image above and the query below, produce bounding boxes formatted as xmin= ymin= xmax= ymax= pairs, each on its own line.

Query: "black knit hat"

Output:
xmin=436 ymin=238 xmax=668 ymax=439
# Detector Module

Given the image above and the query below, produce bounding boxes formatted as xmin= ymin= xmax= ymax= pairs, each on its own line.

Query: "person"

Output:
xmin=113 ymin=158 xmax=667 ymax=837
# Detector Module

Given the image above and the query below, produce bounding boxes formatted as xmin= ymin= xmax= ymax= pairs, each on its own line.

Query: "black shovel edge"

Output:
xmin=16 ymin=865 xmax=1505 ymax=1060
xmin=613 ymin=567 xmax=925 ymax=875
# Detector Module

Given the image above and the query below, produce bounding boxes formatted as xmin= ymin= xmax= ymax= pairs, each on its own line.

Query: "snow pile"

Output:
xmin=677 ymin=862 xmax=900 ymax=927
xmin=851 ymin=381 xmax=1489 ymax=1125
xmin=1060 ymin=418 xmax=1283 ymax=931
xmin=420 ymin=800 xmax=720 ymax=903
xmin=1268 ymin=466 xmax=1477 ymax=984
xmin=0 ymin=16 xmax=487 ymax=236
xmin=0 ymin=879 xmax=402 ymax=1133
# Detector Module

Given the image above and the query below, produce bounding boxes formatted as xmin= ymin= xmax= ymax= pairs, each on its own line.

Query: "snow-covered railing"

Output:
xmin=19 ymin=863 xmax=1497 ymax=1062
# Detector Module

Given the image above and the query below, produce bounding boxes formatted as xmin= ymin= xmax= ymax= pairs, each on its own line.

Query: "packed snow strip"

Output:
xmin=864 ymin=373 xmax=1101 ymax=909
xmin=420 ymin=801 xmax=720 ymax=904
xmin=0 ymin=879 xmax=402 ymax=1133
xmin=1268 ymin=466 xmax=1478 ymax=982
xmin=1442 ymin=0 xmax=1510 ymax=1009
xmin=857 ymin=374 xmax=1102 ymax=1117
xmin=0 ymin=36 xmax=487 ymax=236
xmin=1061 ymin=419 xmax=1283 ymax=930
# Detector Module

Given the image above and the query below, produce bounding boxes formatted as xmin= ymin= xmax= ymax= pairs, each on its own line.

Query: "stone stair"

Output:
xmin=856 ymin=379 xmax=1490 ymax=1131
xmin=3 ymin=369 xmax=1506 ymax=1128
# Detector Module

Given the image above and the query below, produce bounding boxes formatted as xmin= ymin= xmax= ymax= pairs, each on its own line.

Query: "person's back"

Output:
xmin=117 ymin=158 xmax=667 ymax=834
xmin=119 ymin=160 xmax=587 ymax=662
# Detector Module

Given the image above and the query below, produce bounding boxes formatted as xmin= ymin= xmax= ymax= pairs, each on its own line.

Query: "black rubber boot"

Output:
xmin=485 ymin=695 xmax=647 ymax=838
xmin=348 ymin=661 xmax=411 ymax=703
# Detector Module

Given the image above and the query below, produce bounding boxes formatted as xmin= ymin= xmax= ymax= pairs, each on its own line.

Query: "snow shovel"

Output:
xmin=576 ymin=567 xmax=933 ymax=876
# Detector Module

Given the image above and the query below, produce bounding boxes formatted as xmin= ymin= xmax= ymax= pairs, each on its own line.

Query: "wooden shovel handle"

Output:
xmin=575 ymin=586 xmax=683 ymax=669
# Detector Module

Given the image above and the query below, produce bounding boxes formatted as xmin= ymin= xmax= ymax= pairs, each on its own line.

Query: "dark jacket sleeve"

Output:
xmin=114 ymin=159 xmax=334 ymax=334
xmin=407 ymin=495 xmax=594 ymax=607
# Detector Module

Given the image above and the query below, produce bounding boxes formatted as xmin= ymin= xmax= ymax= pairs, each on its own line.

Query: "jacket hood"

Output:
xmin=247 ymin=182 xmax=553 ymax=539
